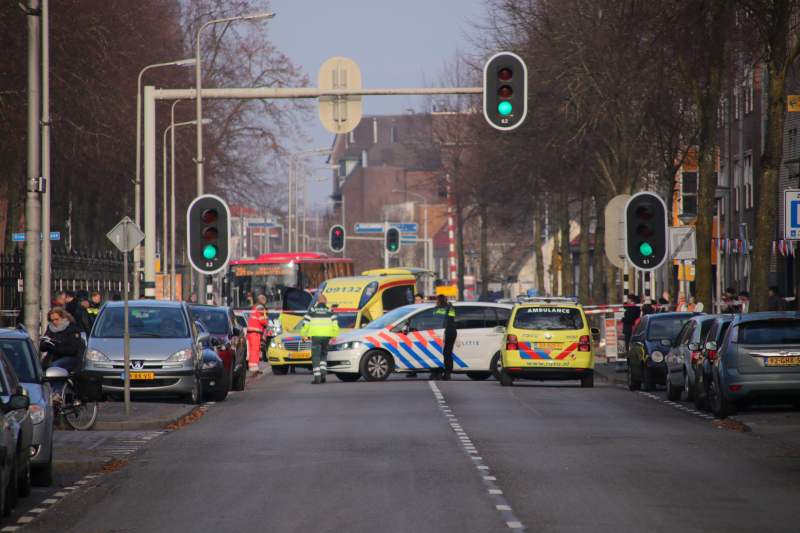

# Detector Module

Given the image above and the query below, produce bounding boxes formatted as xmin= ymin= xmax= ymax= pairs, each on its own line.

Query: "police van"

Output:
xmin=497 ymin=297 xmax=599 ymax=387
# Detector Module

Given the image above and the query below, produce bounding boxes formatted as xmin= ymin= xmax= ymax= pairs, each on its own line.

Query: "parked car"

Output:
xmin=707 ymin=312 xmax=800 ymax=419
xmin=194 ymin=320 xmax=229 ymax=402
xmin=0 ymin=391 xmax=30 ymax=521
xmin=0 ymin=325 xmax=54 ymax=485
xmin=84 ymin=301 xmax=208 ymax=404
xmin=665 ymin=315 xmax=719 ymax=401
xmin=694 ymin=316 xmax=735 ymax=411
xmin=188 ymin=305 xmax=247 ymax=391
xmin=0 ymin=348 xmax=33 ymax=508
xmin=627 ymin=312 xmax=698 ymax=392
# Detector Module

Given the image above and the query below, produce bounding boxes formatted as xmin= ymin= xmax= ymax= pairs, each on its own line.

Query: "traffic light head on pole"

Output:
xmin=187 ymin=194 xmax=231 ymax=275
xmin=624 ymin=192 xmax=667 ymax=271
xmin=483 ymin=52 xmax=528 ymax=131
xmin=385 ymin=227 xmax=401 ymax=254
xmin=329 ymin=224 xmax=345 ymax=252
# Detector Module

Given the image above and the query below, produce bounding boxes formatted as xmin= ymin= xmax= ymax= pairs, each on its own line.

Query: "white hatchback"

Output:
xmin=325 ymin=302 xmax=513 ymax=382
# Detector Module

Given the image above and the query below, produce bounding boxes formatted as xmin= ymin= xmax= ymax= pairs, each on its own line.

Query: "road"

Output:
xmin=20 ymin=372 xmax=800 ymax=533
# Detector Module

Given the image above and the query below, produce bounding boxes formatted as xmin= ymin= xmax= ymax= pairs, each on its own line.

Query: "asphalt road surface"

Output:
xmin=22 ymin=372 xmax=800 ymax=533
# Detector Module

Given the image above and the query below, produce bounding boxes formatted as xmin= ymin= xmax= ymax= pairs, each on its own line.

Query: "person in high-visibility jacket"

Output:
xmin=247 ymin=297 xmax=268 ymax=372
xmin=432 ymin=294 xmax=457 ymax=381
xmin=301 ymin=294 xmax=339 ymax=384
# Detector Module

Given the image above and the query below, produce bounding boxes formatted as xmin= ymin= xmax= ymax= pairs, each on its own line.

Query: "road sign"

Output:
xmin=318 ymin=57 xmax=362 ymax=134
xmin=604 ymin=194 xmax=631 ymax=269
xmin=668 ymin=226 xmax=697 ymax=261
xmin=400 ymin=235 xmax=418 ymax=243
xmin=678 ymin=260 xmax=695 ymax=281
xmin=390 ymin=223 xmax=418 ymax=233
xmin=248 ymin=219 xmax=277 ymax=228
xmin=785 ymin=190 xmax=800 ymax=239
xmin=12 ymin=232 xmax=61 ymax=242
xmin=106 ymin=217 xmax=145 ymax=253
xmin=354 ymin=222 xmax=384 ymax=233
xmin=789 ymin=95 xmax=800 ymax=112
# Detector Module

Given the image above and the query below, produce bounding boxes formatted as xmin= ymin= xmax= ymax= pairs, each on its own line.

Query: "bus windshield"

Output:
xmin=229 ymin=263 xmax=297 ymax=309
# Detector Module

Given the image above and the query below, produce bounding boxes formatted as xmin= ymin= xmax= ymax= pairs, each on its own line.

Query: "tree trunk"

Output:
xmin=560 ymin=192 xmax=574 ymax=296
xmin=480 ymin=203 xmax=488 ymax=302
xmin=578 ymin=190 xmax=591 ymax=304
xmin=534 ymin=200 xmax=545 ymax=296
xmin=592 ymin=192 xmax=606 ymax=305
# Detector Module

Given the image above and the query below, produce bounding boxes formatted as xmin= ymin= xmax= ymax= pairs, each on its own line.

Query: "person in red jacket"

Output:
xmin=247 ymin=297 xmax=268 ymax=372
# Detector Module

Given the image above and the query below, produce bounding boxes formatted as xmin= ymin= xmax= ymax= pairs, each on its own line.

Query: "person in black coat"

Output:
xmin=620 ymin=294 xmax=641 ymax=352
xmin=72 ymin=294 xmax=93 ymax=335
xmin=431 ymin=294 xmax=457 ymax=381
xmin=40 ymin=307 xmax=84 ymax=399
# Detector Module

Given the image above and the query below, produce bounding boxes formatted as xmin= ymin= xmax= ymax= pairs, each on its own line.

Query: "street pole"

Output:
xmin=24 ymin=0 xmax=42 ymax=343
xmin=392 ymin=189 xmax=429 ymax=295
xmin=123 ymin=219 xmax=130 ymax=416
xmin=293 ymin=152 xmax=332 ymax=253
xmin=143 ymin=86 xmax=156 ymax=299
xmin=40 ymin=0 xmax=51 ymax=331
xmin=384 ymin=220 xmax=389 ymax=270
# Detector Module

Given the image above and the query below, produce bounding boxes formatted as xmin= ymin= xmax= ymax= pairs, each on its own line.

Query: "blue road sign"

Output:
xmin=247 ymin=219 xmax=276 ymax=228
xmin=400 ymin=235 xmax=418 ymax=243
xmin=354 ymin=223 xmax=384 ymax=233
xmin=785 ymin=190 xmax=800 ymax=240
xmin=12 ymin=232 xmax=60 ymax=242
xmin=390 ymin=223 xmax=418 ymax=233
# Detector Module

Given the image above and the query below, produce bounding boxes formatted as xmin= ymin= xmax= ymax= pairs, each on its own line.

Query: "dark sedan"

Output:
xmin=195 ymin=321 xmax=229 ymax=402
xmin=189 ymin=305 xmax=247 ymax=392
xmin=627 ymin=313 xmax=698 ymax=392
xmin=695 ymin=315 xmax=734 ymax=411
xmin=665 ymin=315 xmax=719 ymax=401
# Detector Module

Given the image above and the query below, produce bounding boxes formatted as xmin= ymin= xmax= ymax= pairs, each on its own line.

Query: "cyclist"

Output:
xmin=40 ymin=307 xmax=84 ymax=402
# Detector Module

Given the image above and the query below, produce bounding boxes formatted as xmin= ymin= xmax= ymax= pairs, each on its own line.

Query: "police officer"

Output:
xmin=301 ymin=294 xmax=339 ymax=384
xmin=432 ymin=294 xmax=457 ymax=381
xmin=88 ymin=291 xmax=101 ymax=329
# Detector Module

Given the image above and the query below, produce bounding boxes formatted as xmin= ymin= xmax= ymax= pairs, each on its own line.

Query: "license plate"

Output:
xmin=120 ymin=372 xmax=155 ymax=380
xmin=764 ymin=357 xmax=800 ymax=367
xmin=289 ymin=353 xmax=311 ymax=359
xmin=534 ymin=343 xmax=562 ymax=349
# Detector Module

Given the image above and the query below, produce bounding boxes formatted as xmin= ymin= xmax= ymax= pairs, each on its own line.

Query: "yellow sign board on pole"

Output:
xmin=678 ymin=262 xmax=695 ymax=281
xmin=789 ymin=95 xmax=800 ymax=112
xmin=436 ymin=286 xmax=458 ymax=301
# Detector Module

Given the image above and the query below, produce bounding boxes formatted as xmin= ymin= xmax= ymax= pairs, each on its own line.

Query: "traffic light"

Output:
xmin=624 ymin=192 xmax=668 ymax=271
xmin=187 ymin=194 xmax=231 ymax=275
xmin=385 ymin=227 xmax=401 ymax=254
xmin=329 ymin=224 xmax=345 ymax=252
xmin=483 ymin=52 xmax=528 ymax=131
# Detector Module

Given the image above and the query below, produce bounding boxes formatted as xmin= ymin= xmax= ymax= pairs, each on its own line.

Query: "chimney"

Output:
xmin=362 ymin=149 xmax=368 ymax=168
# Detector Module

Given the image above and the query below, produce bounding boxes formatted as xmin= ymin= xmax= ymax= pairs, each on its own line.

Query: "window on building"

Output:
xmin=744 ymin=71 xmax=754 ymax=114
xmin=682 ymin=172 xmax=698 ymax=215
xmin=789 ymin=128 xmax=798 ymax=161
xmin=744 ymin=154 xmax=753 ymax=209
xmin=390 ymin=126 xmax=398 ymax=143
xmin=733 ymin=157 xmax=740 ymax=212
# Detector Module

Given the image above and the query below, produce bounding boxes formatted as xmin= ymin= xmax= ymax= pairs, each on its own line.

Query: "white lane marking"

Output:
xmin=430 ymin=382 xmax=525 ymax=530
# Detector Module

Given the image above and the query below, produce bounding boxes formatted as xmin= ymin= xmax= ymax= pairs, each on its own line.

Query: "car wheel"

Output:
xmin=32 ymin=449 xmax=53 ymax=486
xmin=466 ymin=371 xmax=491 ymax=381
xmin=580 ymin=373 xmax=593 ymax=388
xmin=710 ymin=370 xmax=737 ymax=419
xmin=360 ymin=350 xmax=393 ymax=382
xmin=17 ymin=456 xmax=30 ymax=498
xmin=500 ymin=370 xmax=513 ymax=387
xmin=627 ymin=364 xmax=641 ymax=391
xmin=4 ymin=463 xmax=16 ymax=516
xmin=684 ymin=369 xmax=695 ymax=402
xmin=335 ymin=372 xmax=361 ymax=382
xmin=233 ymin=366 xmax=246 ymax=391
xmin=642 ymin=364 xmax=656 ymax=392
xmin=490 ymin=352 xmax=502 ymax=381
xmin=181 ymin=376 xmax=202 ymax=405
xmin=694 ymin=370 xmax=706 ymax=411
xmin=212 ymin=367 xmax=230 ymax=402
xmin=271 ymin=365 xmax=289 ymax=376
xmin=666 ymin=374 xmax=681 ymax=401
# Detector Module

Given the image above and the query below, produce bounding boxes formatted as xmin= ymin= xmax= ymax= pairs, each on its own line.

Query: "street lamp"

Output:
xmin=134 ymin=58 xmax=196 ymax=296
xmin=196 ymin=12 xmax=275 ymax=198
xmin=287 ymin=148 xmax=333 ymax=252
xmin=301 ymin=167 xmax=336 ymax=252
xmin=392 ymin=189 xmax=431 ymax=295
xmin=292 ymin=150 xmax=333 ymax=251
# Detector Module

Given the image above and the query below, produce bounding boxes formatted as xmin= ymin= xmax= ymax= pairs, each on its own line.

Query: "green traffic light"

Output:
xmin=203 ymin=245 xmax=218 ymax=259
xmin=498 ymin=101 xmax=513 ymax=115
xmin=639 ymin=242 xmax=653 ymax=256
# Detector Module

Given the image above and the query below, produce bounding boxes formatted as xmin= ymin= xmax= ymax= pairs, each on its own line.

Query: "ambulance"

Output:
xmin=497 ymin=297 xmax=600 ymax=387
xmin=266 ymin=270 xmax=426 ymax=374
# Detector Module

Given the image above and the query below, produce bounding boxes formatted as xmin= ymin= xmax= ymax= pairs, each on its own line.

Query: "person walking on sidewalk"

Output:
xmin=301 ymin=294 xmax=339 ymax=384
xmin=247 ymin=298 xmax=268 ymax=373
xmin=431 ymin=294 xmax=457 ymax=381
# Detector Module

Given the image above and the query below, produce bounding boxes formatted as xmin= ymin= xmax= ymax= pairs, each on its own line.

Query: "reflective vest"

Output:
xmin=300 ymin=303 xmax=339 ymax=338
xmin=247 ymin=305 xmax=268 ymax=334
xmin=433 ymin=305 xmax=456 ymax=330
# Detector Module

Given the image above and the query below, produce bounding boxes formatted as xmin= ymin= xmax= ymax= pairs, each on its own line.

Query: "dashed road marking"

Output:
xmin=429 ymin=382 xmax=525 ymax=530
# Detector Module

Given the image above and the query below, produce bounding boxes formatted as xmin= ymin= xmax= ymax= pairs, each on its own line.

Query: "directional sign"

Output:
xmin=12 ymin=232 xmax=61 ymax=242
xmin=668 ymin=226 xmax=697 ymax=261
xmin=247 ymin=219 xmax=277 ymax=228
xmin=784 ymin=190 xmax=800 ymax=240
xmin=354 ymin=223 xmax=384 ymax=233
xmin=400 ymin=235 xmax=418 ymax=243
xmin=107 ymin=217 xmax=145 ymax=253
xmin=318 ymin=57 xmax=362 ymax=134
xmin=789 ymin=95 xmax=800 ymax=112
xmin=390 ymin=223 xmax=419 ymax=233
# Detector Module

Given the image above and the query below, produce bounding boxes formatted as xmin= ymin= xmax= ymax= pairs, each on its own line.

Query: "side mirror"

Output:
xmin=660 ymin=339 xmax=673 ymax=347
xmin=233 ymin=327 xmax=242 ymax=337
xmin=493 ymin=326 xmax=505 ymax=334
xmin=688 ymin=343 xmax=699 ymax=351
xmin=197 ymin=332 xmax=211 ymax=345
xmin=7 ymin=394 xmax=29 ymax=411
xmin=590 ymin=327 xmax=600 ymax=336
xmin=211 ymin=337 xmax=223 ymax=347
xmin=706 ymin=341 xmax=717 ymax=351
xmin=43 ymin=367 xmax=70 ymax=382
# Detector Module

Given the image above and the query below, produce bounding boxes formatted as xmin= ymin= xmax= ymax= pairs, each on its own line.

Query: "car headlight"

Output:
xmin=202 ymin=360 xmax=219 ymax=369
xmin=87 ymin=349 xmax=110 ymax=362
xmin=339 ymin=341 xmax=362 ymax=350
xmin=166 ymin=349 xmax=192 ymax=362
xmin=278 ymin=343 xmax=283 ymax=350
xmin=651 ymin=351 xmax=664 ymax=363
xmin=270 ymin=340 xmax=277 ymax=348
xmin=29 ymin=405 xmax=45 ymax=425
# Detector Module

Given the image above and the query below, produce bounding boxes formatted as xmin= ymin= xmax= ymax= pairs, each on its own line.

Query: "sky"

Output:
xmin=265 ymin=0 xmax=485 ymax=207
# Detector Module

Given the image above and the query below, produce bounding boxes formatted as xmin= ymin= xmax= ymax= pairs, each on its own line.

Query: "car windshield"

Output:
xmin=0 ymin=339 xmax=37 ymax=383
xmin=512 ymin=307 xmax=584 ymax=331
xmin=361 ymin=307 xmax=416 ymax=330
xmin=647 ymin=316 xmax=692 ymax=341
xmin=336 ymin=312 xmax=359 ymax=329
xmin=93 ymin=306 xmax=190 ymax=338
xmin=190 ymin=309 xmax=229 ymax=334
xmin=739 ymin=320 xmax=800 ymax=344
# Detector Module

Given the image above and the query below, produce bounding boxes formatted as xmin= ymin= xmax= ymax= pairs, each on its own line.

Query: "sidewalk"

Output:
xmin=56 ymin=400 xmax=200 ymax=431
xmin=593 ymin=356 xmax=627 ymax=386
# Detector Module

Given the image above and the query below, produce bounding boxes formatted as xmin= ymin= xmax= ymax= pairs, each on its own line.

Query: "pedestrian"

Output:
xmin=88 ymin=291 xmax=101 ymax=328
xmin=301 ymin=294 xmax=339 ymax=384
xmin=186 ymin=293 xmax=197 ymax=303
xmin=620 ymin=294 xmax=640 ymax=352
xmin=247 ymin=297 xmax=268 ymax=373
xmin=72 ymin=294 xmax=93 ymax=335
xmin=111 ymin=293 xmax=122 ymax=301
xmin=432 ymin=294 xmax=457 ymax=381
xmin=51 ymin=291 xmax=66 ymax=309
xmin=721 ymin=290 xmax=739 ymax=314
xmin=63 ymin=291 xmax=76 ymax=315
xmin=656 ymin=297 xmax=669 ymax=313
xmin=40 ymin=307 xmax=84 ymax=402
xmin=768 ymin=286 xmax=790 ymax=311
xmin=634 ymin=303 xmax=654 ymax=329
xmin=415 ymin=293 xmax=424 ymax=304
xmin=138 ymin=294 xmax=146 ymax=300
xmin=738 ymin=291 xmax=750 ymax=313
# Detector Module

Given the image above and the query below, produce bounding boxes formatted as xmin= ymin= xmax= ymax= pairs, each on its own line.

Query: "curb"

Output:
xmin=593 ymin=368 xmax=628 ymax=386
xmin=728 ymin=416 xmax=755 ymax=432
xmin=55 ymin=404 xmax=200 ymax=431
xmin=53 ymin=454 xmax=115 ymax=473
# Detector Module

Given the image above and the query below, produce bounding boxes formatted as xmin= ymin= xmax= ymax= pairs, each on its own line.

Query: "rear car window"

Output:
xmin=191 ymin=309 xmax=230 ymax=335
xmin=455 ymin=306 xmax=487 ymax=329
xmin=381 ymin=285 xmax=415 ymax=310
xmin=646 ymin=316 xmax=691 ymax=341
xmin=513 ymin=307 xmax=584 ymax=331
xmin=739 ymin=321 xmax=800 ymax=344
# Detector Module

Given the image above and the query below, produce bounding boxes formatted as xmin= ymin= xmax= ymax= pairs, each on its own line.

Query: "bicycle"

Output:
xmin=53 ymin=373 xmax=99 ymax=431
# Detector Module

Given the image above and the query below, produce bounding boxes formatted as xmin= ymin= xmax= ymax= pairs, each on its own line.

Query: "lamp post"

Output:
xmin=677 ymin=212 xmax=697 ymax=308
xmin=714 ymin=186 xmax=730 ymax=313
xmin=392 ymin=189 xmax=430 ymax=295
xmin=195 ymin=12 xmax=274 ymax=198
xmin=288 ymin=148 xmax=333 ymax=252
xmin=134 ymin=58 xmax=195 ymax=297
xmin=301 ymin=173 xmax=333 ymax=252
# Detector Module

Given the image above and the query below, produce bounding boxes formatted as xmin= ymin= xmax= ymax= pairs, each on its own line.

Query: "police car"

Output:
xmin=498 ymin=297 xmax=599 ymax=387
xmin=325 ymin=302 xmax=513 ymax=382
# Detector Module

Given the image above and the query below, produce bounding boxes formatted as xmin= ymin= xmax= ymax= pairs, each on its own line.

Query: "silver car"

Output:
xmin=665 ymin=315 xmax=718 ymax=402
xmin=84 ymin=301 xmax=209 ymax=404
